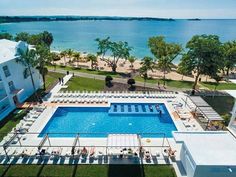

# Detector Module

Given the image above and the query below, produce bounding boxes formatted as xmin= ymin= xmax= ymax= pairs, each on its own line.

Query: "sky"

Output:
xmin=0 ymin=0 xmax=236 ymax=19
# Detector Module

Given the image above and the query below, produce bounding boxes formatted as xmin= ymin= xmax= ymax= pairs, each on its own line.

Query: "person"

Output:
xmin=149 ymin=105 xmax=153 ymax=112
xmin=159 ymin=110 xmax=162 ymax=117
xmin=156 ymin=104 xmax=160 ymax=110
xmin=71 ymin=147 xmax=75 ymax=156
xmin=67 ymin=70 xmax=69 ymax=75
xmin=81 ymin=147 xmax=88 ymax=156
xmin=167 ymin=147 xmax=177 ymax=157
xmin=58 ymin=77 xmax=61 ymax=84
xmin=157 ymin=81 xmax=160 ymax=89
xmin=61 ymin=77 xmax=64 ymax=85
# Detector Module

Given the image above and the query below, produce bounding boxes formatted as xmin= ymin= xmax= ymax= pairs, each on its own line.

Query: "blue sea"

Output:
xmin=1 ymin=19 xmax=236 ymax=63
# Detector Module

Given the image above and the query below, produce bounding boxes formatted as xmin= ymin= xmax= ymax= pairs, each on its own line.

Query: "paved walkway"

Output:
xmin=42 ymin=74 xmax=72 ymax=102
xmin=49 ymin=69 xmax=186 ymax=91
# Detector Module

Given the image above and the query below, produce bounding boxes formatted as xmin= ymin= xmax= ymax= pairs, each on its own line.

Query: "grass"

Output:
xmin=202 ymin=96 xmax=234 ymax=116
xmin=201 ymin=82 xmax=236 ymax=90
xmin=65 ymin=76 xmax=105 ymax=91
xmin=45 ymin=71 xmax=65 ymax=90
xmin=0 ymin=110 xmax=27 ymax=141
xmin=0 ymin=165 xmax=176 ymax=177
xmin=40 ymin=165 xmax=74 ymax=177
xmin=135 ymin=76 xmax=194 ymax=89
xmin=47 ymin=65 xmax=121 ymax=78
xmin=4 ymin=165 xmax=41 ymax=177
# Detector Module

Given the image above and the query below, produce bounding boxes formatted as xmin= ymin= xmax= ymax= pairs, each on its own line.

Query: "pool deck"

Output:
xmin=0 ymin=75 xmax=204 ymax=177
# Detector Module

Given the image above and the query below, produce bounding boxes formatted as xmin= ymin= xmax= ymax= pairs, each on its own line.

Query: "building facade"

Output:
xmin=0 ymin=39 xmax=43 ymax=120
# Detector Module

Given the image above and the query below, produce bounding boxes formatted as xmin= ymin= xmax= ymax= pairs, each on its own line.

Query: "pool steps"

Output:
xmin=108 ymin=104 xmax=165 ymax=115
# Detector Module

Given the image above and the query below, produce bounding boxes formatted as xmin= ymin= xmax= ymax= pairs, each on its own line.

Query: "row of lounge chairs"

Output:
xmin=51 ymin=98 xmax=108 ymax=104
xmin=1 ymin=105 xmax=46 ymax=145
xmin=2 ymin=146 xmax=176 ymax=163
xmin=3 ymin=146 xmax=102 ymax=160
xmin=54 ymin=92 xmax=177 ymax=100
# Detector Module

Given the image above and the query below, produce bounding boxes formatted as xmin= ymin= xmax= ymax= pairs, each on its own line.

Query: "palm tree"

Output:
xmin=66 ymin=49 xmax=74 ymax=63
xmin=73 ymin=52 xmax=81 ymax=68
xmin=128 ymin=56 xmax=136 ymax=71
xmin=35 ymin=45 xmax=51 ymax=90
xmin=86 ymin=54 xmax=98 ymax=69
xmin=140 ymin=57 xmax=155 ymax=88
xmin=17 ymin=47 xmax=40 ymax=102
xmin=60 ymin=50 xmax=67 ymax=66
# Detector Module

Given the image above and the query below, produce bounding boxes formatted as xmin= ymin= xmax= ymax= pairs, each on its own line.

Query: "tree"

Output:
xmin=139 ymin=57 xmax=155 ymax=88
xmin=177 ymin=54 xmax=193 ymax=80
xmin=148 ymin=36 xmax=181 ymax=85
xmin=35 ymin=45 xmax=51 ymax=90
xmin=96 ymin=37 xmax=132 ymax=73
xmin=105 ymin=75 xmax=113 ymax=87
xmin=127 ymin=78 xmax=135 ymax=88
xmin=86 ymin=54 xmax=97 ymax=69
xmin=65 ymin=49 xmax=74 ymax=63
xmin=15 ymin=32 xmax=30 ymax=42
xmin=222 ymin=41 xmax=236 ymax=76
xmin=60 ymin=50 xmax=67 ymax=66
xmin=95 ymin=37 xmax=111 ymax=60
xmin=15 ymin=31 xmax=53 ymax=47
xmin=40 ymin=31 xmax=53 ymax=47
xmin=128 ymin=56 xmax=136 ymax=71
xmin=180 ymin=34 xmax=223 ymax=90
xmin=0 ymin=33 xmax=13 ymax=40
xmin=17 ymin=46 xmax=39 ymax=101
xmin=212 ymin=74 xmax=222 ymax=98
xmin=73 ymin=52 xmax=81 ymax=68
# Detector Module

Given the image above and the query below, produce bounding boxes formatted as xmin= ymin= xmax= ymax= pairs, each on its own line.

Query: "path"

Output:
xmin=42 ymin=74 xmax=72 ymax=102
xmin=48 ymin=69 xmax=186 ymax=91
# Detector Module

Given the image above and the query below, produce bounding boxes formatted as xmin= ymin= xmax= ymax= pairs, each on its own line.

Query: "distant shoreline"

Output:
xmin=0 ymin=16 xmax=176 ymax=24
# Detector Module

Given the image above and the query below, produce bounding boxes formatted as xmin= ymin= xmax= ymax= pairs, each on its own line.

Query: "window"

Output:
xmin=3 ymin=65 xmax=11 ymax=77
xmin=8 ymin=81 xmax=15 ymax=92
xmin=23 ymin=68 xmax=30 ymax=79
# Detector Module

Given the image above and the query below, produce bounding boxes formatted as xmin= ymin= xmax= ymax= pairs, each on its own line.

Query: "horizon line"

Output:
xmin=1 ymin=15 xmax=236 ymax=20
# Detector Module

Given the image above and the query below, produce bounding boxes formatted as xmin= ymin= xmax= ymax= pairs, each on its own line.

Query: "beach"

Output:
xmin=53 ymin=52 xmax=215 ymax=83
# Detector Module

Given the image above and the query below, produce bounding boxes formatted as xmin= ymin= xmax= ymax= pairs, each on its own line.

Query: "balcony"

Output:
xmin=0 ymin=94 xmax=8 ymax=102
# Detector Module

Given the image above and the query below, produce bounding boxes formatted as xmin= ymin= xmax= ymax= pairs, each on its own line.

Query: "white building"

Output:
xmin=0 ymin=39 xmax=43 ymax=120
xmin=173 ymin=131 xmax=236 ymax=177
xmin=224 ymin=90 xmax=236 ymax=136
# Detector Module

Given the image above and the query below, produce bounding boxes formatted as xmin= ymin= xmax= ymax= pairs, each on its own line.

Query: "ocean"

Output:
xmin=1 ymin=19 xmax=236 ymax=63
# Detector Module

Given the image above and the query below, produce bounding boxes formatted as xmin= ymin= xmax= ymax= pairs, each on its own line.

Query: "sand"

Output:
xmin=53 ymin=52 xmax=216 ymax=83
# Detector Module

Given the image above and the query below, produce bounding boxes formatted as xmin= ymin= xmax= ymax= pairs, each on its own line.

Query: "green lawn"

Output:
xmin=201 ymin=82 xmax=236 ymax=90
xmin=45 ymin=71 xmax=65 ymax=90
xmin=135 ymin=76 xmax=194 ymax=89
xmin=203 ymin=96 xmax=234 ymax=116
xmin=0 ymin=165 xmax=176 ymax=177
xmin=47 ymin=65 xmax=121 ymax=78
xmin=65 ymin=76 xmax=105 ymax=91
xmin=0 ymin=110 xmax=27 ymax=141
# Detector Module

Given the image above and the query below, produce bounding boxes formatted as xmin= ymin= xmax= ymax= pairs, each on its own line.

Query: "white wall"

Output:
xmin=180 ymin=144 xmax=196 ymax=177
xmin=1 ymin=59 xmax=43 ymax=103
xmin=0 ymin=58 xmax=43 ymax=120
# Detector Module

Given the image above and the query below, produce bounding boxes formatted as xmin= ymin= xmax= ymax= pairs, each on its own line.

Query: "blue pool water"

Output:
xmin=39 ymin=103 xmax=177 ymax=138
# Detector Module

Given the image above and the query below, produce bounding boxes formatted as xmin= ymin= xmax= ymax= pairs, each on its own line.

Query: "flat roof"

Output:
xmin=173 ymin=131 xmax=236 ymax=166
xmin=189 ymin=96 xmax=223 ymax=121
xmin=0 ymin=39 xmax=27 ymax=64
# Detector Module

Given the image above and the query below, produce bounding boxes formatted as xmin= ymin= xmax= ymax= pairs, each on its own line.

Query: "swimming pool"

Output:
xmin=39 ymin=103 xmax=177 ymax=138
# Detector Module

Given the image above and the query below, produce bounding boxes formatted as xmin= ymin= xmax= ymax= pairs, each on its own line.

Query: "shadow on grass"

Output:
xmin=108 ymin=165 xmax=144 ymax=177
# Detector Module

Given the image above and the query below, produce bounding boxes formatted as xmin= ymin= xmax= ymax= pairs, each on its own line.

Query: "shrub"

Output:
xmin=127 ymin=78 xmax=135 ymax=87
xmin=105 ymin=75 xmax=113 ymax=87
